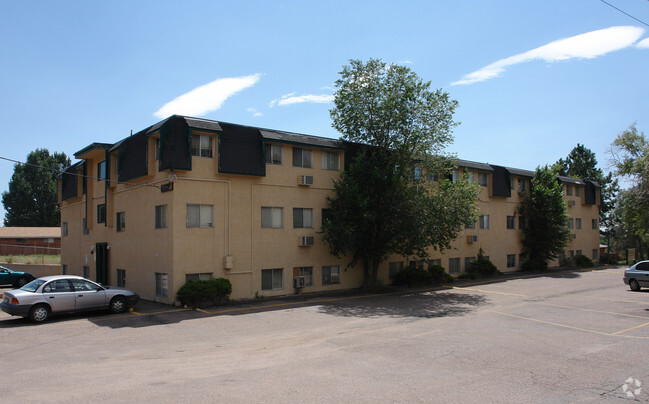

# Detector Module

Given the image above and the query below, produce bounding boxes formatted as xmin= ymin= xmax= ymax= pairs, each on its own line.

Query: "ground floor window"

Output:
xmin=116 ymin=269 xmax=126 ymax=287
xmin=389 ymin=262 xmax=403 ymax=280
xmin=261 ymin=268 xmax=283 ymax=290
xmin=464 ymin=257 xmax=475 ymax=272
xmin=507 ymin=254 xmax=516 ymax=268
xmin=449 ymin=258 xmax=460 ymax=274
xmin=295 ymin=267 xmax=313 ymax=287
xmin=155 ymin=273 xmax=168 ymax=298
xmin=186 ymin=272 xmax=213 ymax=282
xmin=322 ymin=265 xmax=341 ymax=285
xmin=428 ymin=259 xmax=442 ymax=268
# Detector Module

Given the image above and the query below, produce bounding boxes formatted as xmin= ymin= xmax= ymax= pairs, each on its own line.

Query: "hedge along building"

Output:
xmin=58 ymin=115 xmax=600 ymax=303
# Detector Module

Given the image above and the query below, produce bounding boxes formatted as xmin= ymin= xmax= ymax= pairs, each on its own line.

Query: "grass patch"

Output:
xmin=0 ymin=255 xmax=61 ymax=265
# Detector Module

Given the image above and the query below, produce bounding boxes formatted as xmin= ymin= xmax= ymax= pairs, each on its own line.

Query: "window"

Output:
xmin=261 ymin=207 xmax=283 ymax=228
xmin=452 ymin=170 xmax=460 ymax=183
xmin=518 ymin=179 xmax=527 ymax=192
xmin=506 ymin=216 xmax=515 ymax=229
xmin=592 ymin=249 xmax=599 ymax=260
xmin=83 ymin=266 xmax=89 ymax=279
xmin=261 ymin=268 xmax=283 ymax=290
xmin=465 ymin=257 xmax=475 ymax=272
xmin=569 ymin=250 xmax=575 ymax=258
xmin=575 ymin=186 xmax=581 ymax=197
xmin=292 ymin=147 xmax=313 ymax=168
xmin=296 ymin=267 xmax=314 ymax=287
xmin=43 ymin=279 xmax=72 ymax=293
xmin=16 ymin=238 xmax=27 ymax=243
xmin=449 ymin=258 xmax=460 ymax=274
xmin=265 ymin=144 xmax=283 ymax=165
xmin=191 ymin=134 xmax=213 ymax=158
xmin=155 ymin=205 xmax=167 ymax=229
xmin=467 ymin=172 xmax=475 ymax=183
xmin=322 ymin=265 xmax=341 ymax=285
xmin=566 ymin=184 xmax=573 ymax=196
xmin=479 ymin=215 xmax=490 ymax=229
xmin=575 ymin=218 xmax=582 ymax=230
xmin=427 ymin=171 xmax=439 ymax=182
xmin=186 ymin=273 xmax=213 ymax=282
xmin=116 ymin=269 xmax=126 ymax=287
xmin=567 ymin=218 xmax=574 ymax=230
xmin=322 ymin=151 xmax=340 ymax=170
xmin=116 ymin=212 xmax=125 ymax=232
xmin=82 ymin=218 xmax=89 ymax=235
xmin=389 ymin=262 xmax=403 ymax=280
xmin=576 ymin=250 xmax=582 ymax=256
xmin=155 ymin=273 xmax=168 ymax=298
xmin=507 ymin=254 xmax=516 ymax=268
xmin=97 ymin=161 xmax=106 ymax=181
xmin=97 ymin=204 xmax=106 ymax=224
xmin=478 ymin=173 xmax=488 ymax=187
xmin=155 ymin=138 xmax=160 ymax=161
xmin=465 ymin=221 xmax=475 ymax=229
xmin=428 ymin=259 xmax=442 ymax=268
xmin=293 ymin=208 xmax=313 ymax=228
xmin=187 ymin=204 xmax=213 ymax=228
xmin=413 ymin=166 xmax=422 ymax=181
xmin=62 ymin=222 xmax=68 ymax=237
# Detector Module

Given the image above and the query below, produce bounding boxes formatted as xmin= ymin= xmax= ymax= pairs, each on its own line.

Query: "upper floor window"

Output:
xmin=575 ymin=218 xmax=582 ymax=230
xmin=155 ymin=205 xmax=167 ymax=229
xmin=293 ymin=208 xmax=313 ymax=228
xmin=452 ymin=170 xmax=460 ymax=183
xmin=293 ymin=148 xmax=313 ymax=168
xmin=97 ymin=161 xmax=106 ymax=181
xmin=187 ymin=204 xmax=213 ymax=228
xmin=97 ymin=204 xmax=106 ymax=224
xmin=566 ymin=184 xmax=573 ymax=196
xmin=592 ymin=219 xmax=598 ymax=229
xmin=265 ymin=144 xmax=283 ymax=165
xmin=506 ymin=216 xmax=515 ymax=229
xmin=575 ymin=186 xmax=581 ymax=197
xmin=261 ymin=207 xmax=283 ymax=228
xmin=116 ymin=212 xmax=125 ymax=232
xmin=191 ymin=134 xmax=213 ymax=158
xmin=154 ymin=138 xmax=160 ymax=161
xmin=518 ymin=178 xmax=528 ymax=192
xmin=413 ymin=166 xmax=422 ymax=181
xmin=322 ymin=151 xmax=340 ymax=171
xmin=478 ymin=173 xmax=488 ymax=187
xmin=479 ymin=215 xmax=490 ymax=229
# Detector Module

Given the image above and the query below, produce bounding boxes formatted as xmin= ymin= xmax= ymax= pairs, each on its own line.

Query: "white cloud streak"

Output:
xmin=637 ymin=37 xmax=649 ymax=49
xmin=269 ymin=93 xmax=334 ymax=107
xmin=154 ymin=74 xmax=261 ymax=118
xmin=247 ymin=108 xmax=263 ymax=117
xmin=452 ymin=26 xmax=644 ymax=86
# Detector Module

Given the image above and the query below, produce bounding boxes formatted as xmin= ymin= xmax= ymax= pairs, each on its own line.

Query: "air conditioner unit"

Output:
xmin=568 ymin=200 xmax=576 ymax=207
xmin=300 ymin=236 xmax=314 ymax=247
xmin=294 ymin=276 xmax=306 ymax=288
xmin=298 ymin=175 xmax=314 ymax=186
xmin=467 ymin=235 xmax=478 ymax=243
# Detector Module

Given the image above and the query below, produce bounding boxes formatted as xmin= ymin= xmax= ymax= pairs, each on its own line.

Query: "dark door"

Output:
xmin=96 ymin=243 xmax=109 ymax=285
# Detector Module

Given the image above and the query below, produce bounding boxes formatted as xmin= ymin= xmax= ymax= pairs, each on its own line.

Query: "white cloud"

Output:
xmin=452 ymin=26 xmax=644 ymax=86
xmin=154 ymin=74 xmax=261 ymax=118
xmin=269 ymin=93 xmax=334 ymax=107
xmin=637 ymin=37 xmax=649 ymax=49
xmin=247 ymin=108 xmax=263 ymax=117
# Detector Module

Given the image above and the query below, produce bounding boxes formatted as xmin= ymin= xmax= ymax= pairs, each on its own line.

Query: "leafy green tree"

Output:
xmin=323 ymin=59 xmax=479 ymax=286
xmin=609 ymin=123 xmax=649 ymax=256
xmin=518 ymin=166 xmax=571 ymax=270
xmin=2 ymin=149 xmax=70 ymax=227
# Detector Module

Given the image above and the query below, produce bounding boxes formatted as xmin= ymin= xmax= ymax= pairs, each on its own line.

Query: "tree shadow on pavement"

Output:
xmin=318 ymin=291 xmax=488 ymax=319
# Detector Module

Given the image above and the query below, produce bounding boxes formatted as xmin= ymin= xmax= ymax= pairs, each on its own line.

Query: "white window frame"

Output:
xmin=186 ymin=273 xmax=214 ymax=282
xmin=478 ymin=172 xmax=488 ymax=187
xmin=187 ymin=204 xmax=214 ymax=228
xmin=191 ymin=134 xmax=214 ymax=158
xmin=479 ymin=215 xmax=490 ymax=229
xmin=322 ymin=151 xmax=340 ymax=171
xmin=322 ymin=265 xmax=341 ymax=285
xmin=116 ymin=269 xmax=126 ymax=287
xmin=449 ymin=258 xmax=460 ymax=274
xmin=265 ymin=144 xmax=283 ymax=165
xmin=261 ymin=207 xmax=283 ymax=228
xmin=155 ymin=205 xmax=167 ymax=229
xmin=293 ymin=208 xmax=313 ymax=229
xmin=575 ymin=218 xmax=582 ymax=230
xmin=155 ymin=272 xmax=168 ymax=298
xmin=506 ymin=216 xmax=515 ymax=229
xmin=297 ymin=267 xmax=314 ymax=287
xmin=261 ymin=268 xmax=283 ymax=290
xmin=116 ymin=211 xmax=125 ymax=232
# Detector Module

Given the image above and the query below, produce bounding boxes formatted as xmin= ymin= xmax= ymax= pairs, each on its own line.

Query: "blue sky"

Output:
xmin=1 ymin=0 xmax=647 ymax=222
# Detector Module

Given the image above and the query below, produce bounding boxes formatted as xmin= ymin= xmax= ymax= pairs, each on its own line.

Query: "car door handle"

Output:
xmin=49 ymin=296 xmax=55 ymax=299
xmin=77 ymin=295 xmax=84 ymax=298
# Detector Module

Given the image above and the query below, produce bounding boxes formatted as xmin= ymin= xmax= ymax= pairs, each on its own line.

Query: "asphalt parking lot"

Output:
xmin=1 ymin=266 xmax=648 ymax=403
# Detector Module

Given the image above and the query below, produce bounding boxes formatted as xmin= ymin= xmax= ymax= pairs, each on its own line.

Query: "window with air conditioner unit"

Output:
xmin=467 ymin=235 xmax=478 ymax=243
xmin=300 ymin=236 xmax=314 ymax=246
xmin=298 ymin=175 xmax=314 ymax=186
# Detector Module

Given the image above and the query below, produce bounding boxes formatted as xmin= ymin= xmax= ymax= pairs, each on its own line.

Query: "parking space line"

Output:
xmin=586 ymin=296 xmax=649 ymax=305
xmin=443 ymin=286 xmax=527 ymax=298
xmin=539 ymin=302 xmax=649 ymax=320
xmin=611 ymin=321 xmax=649 ymax=336
xmin=492 ymin=310 xmax=612 ymax=336
xmin=130 ymin=308 xmax=190 ymax=316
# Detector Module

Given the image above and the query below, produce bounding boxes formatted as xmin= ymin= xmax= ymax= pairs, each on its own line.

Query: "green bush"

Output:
xmin=468 ymin=257 xmax=501 ymax=277
xmin=574 ymin=254 xmax=594 ymax=267
xmin=428 ymin=264 xmax=454 ymax=284
xmin=176 ymin=278 xmax=232 ymax=307
xmin=392 ymin=266 xmax=433 ymax=286
xmin=599 ymin=253 xmax=619 ymax=265
xmin=521 ymin=258 xmax=547 ymax=272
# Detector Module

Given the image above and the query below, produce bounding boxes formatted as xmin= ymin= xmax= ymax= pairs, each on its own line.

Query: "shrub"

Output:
xmin=468 ymin=257 xmax=501 ymax=277
xmin=521 ymin=258 xmax=547 ymax=272
xmin=599 ymin=253 xmax=619 ymax=265
xmin=574 ymin=254 xmax=594 ymax=267
xmin=176 ymin=278 xmax=232 ymax=308
xmin=428 ymin=264 xmax=454 ymax=284
xmin=392 ymin=266 xmax=433 ymax=286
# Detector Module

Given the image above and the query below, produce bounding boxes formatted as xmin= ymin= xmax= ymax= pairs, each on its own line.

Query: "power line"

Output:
xmin=0 ymin=155 xmax=163 ymax=191
xmin=599 ymin=0 xmax=649 ymax=28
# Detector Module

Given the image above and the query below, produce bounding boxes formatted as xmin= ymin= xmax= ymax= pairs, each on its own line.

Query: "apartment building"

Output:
xmin=58 ymin=115 xmax=600 ymax=302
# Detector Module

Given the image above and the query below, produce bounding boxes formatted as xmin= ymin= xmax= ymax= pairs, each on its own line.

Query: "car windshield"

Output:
xmin=20 ymin=279 xmax=45 ymax=292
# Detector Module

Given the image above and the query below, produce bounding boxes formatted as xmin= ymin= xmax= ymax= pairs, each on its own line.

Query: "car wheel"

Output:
xmin=14 ymin=277 xmax=29 ymax=288
xmin=629 ymin=279 xmax=641 ymax=291
xmin=109 ymin=296 xmax=127 ymax=314
xmin=29 ymin=304 xmax=50 ymax=323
